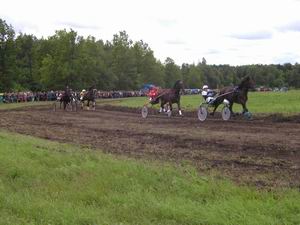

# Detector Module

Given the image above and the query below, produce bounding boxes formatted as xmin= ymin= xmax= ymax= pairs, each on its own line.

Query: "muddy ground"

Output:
xmin=0 ymin=104 xmax=299 ymax=189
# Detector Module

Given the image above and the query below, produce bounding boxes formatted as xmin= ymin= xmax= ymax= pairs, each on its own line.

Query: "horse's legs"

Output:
xmin=168 ymin=102 xmax=172 ymax=112
xmin=229 ymin=102 xmax=234 ymax=115
xmin=159 ymin=101 xmax=164 ymax=113
xmin=177 ymin=102 xmax=183 ymax=116
xmin=165 ymin=103 xmax=170 ymax=112
xmin=210 ymin=103 xmax=220 ymax=116
xmin=92 ymin=100 xmax=96 ymax=110
xmin=241 ymin=102 xmax=248 ymax=114
xmin=230 ymin=102 xmax=242 ymax=117
xmin=81 ymin=100 xmax=84 ymax=109
xmin=87 ymin=100 xmax=90 ymax=110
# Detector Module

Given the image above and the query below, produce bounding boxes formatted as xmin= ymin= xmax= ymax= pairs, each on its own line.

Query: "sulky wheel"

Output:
xmin=197 ymin=104 xmax=208 ymax=121
xmin=141 ymin=106 xmax=148 ymax=118
xmin=221 ymin=105 xmax=231 ymax=121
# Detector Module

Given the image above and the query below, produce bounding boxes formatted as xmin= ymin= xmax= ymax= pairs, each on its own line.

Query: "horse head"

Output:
xmin=92 ymin=88 xmax=97 ymax=96
xmin=238 ymin=76 xmax=255 ymax=90
xmin=173 ymin=80 xmax=184 ymax=92
xmin=88 ymin=85 xmax=96 ymax=91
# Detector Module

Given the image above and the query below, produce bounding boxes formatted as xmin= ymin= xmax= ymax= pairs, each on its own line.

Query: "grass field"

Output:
xmin=0 ymin=101 xmax=50 ymax=110
xmin=100 ymin=90 xmax=300 ymax=114
xmin=0 ymin=131 xmax=299 ymax=225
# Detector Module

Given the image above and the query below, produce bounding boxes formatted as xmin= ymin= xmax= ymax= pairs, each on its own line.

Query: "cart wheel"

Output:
xmin=141 ymin=106 xmax=148 ymax=118
xmin=221 ymin=106 xmax=231 ymax=121
xmin=198 ymin=104 xmax=208 ymax=121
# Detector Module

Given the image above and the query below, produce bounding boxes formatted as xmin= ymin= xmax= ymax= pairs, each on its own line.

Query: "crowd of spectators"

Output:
xmin=0 ymin=91 xmax=58 ymax=103
xmin=98 ymin=90 xmax=145 ymax=98
xmin=0 ymin=90 xmax=146 ymax=103
xmin=0 ymin=88 xmax=207 ymax=104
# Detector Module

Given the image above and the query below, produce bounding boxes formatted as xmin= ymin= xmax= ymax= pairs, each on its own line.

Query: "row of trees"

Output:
xmin=1 ymin=18 xmax=300 ymax=92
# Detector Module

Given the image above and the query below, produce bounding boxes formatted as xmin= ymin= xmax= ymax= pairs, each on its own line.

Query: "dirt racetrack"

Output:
xmin=0 ymin=104 xmax=299 ymax=188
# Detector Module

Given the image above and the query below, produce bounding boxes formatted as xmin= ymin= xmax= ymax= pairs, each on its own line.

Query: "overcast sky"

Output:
xmin=1 ymin=0 xmax=300 ymax=66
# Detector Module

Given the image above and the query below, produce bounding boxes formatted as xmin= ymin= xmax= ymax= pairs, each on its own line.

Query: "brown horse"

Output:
xmin=155 ymin=80 xmax=184 ymax=116
xmin=60 ymin=87 xmax=72 ymax=110
xmin=210 ymin=76 xmax=255 ymax=116
xmin=81 ymin=86 xmax=97 ymax=110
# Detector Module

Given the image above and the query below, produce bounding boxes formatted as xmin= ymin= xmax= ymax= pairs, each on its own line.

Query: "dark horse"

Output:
xmin=60 ymin=86 xmax=72 ymax=110
xmin=211 ymin=76 xmax=255 ymax=115
xmin=155 ymin=80 xmax=184 ymax=116
xmin=81 ymin=86 xmax=97 ymax=110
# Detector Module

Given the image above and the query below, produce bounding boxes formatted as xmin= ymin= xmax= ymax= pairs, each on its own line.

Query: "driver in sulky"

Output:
xmin=80 ymin=89 xmax=86 ymax=101
xmin=148 ymin=86 xmax=159 ymax=102
xmin=201 ymin=85 xmax=217 ymax=104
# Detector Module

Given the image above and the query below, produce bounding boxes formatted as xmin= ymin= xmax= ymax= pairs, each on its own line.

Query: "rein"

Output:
xmin=155 ymin=89 xmax=170 ymax=99
xmin=215 ymin=90 xmax=236 ymax=100
xmin=156 ymin=87 xmax=183 ymax=99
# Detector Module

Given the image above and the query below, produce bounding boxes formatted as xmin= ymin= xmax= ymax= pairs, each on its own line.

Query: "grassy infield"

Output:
xmin=0 ymin=91 xmax=300 ymax=225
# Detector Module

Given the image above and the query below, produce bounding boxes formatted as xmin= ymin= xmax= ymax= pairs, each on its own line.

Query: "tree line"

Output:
xmin=1 ymin=18 xmax=300 ymax=92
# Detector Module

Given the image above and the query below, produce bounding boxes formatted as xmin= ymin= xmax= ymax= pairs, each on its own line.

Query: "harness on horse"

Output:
xmin=233 ymin=86 xmax=240 ymax=93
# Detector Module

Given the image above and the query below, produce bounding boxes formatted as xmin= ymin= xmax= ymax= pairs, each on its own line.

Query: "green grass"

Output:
xmin=0 ymin=131 xmax=299 ymax=225
xmin=246 ymin=90 xmax=300 ymax=114
xmin=99 ymin=90 xmax=300 ymax=114
xmin=0 ymin=101 xmax=50 ymax=110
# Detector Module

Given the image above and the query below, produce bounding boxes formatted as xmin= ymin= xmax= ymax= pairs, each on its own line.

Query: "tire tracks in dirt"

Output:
xmin=0 ymin=105 xmax=299 ymax=188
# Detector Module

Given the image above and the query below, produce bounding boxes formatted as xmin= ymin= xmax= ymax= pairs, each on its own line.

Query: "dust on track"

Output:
xmin=0 ymin=104 xmax=299 ymax=188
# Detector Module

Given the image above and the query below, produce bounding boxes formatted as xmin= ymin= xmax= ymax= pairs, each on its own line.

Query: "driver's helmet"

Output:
xmin=202 ymin=85 xmax=208 ymax=89
xmin=82 ymin=89 xmax=86 ymax=92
